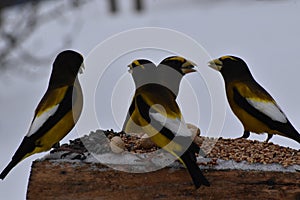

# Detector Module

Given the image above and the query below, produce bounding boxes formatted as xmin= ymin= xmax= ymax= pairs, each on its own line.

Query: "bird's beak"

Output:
xmin=128 ymin=64 xmax=133 ymax=74
xmin=208 ymin=58 xmax=223 ymax=71
xmin=79 ymin=63 xmax=85 ymax=74
xmin=181 ymin=60 xmax=197 ymax=74
xmin=128 ymin=60 xmax=145 ymax=74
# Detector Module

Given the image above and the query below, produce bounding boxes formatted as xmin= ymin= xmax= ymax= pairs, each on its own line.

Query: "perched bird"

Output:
xmin=157 ymin=56 xmax=206 ymax=157
xmin=122 ymin=59 xmax=157 ymax=133
xmin=157 ymin=56 xmax=196 ymax=96
xmin=124 ymin=58 xmax=209 ymax=188
xmin=0 ymin=50 xmax=84 ymax=179
xmin=208 ymin=55 xmax=300 ymax=143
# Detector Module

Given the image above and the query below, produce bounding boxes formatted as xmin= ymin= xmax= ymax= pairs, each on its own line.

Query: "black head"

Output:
xmin=208 ymin=55 xmax=253 ymax=82
xmin=128 ymin=59 xmax=157 ymax=87
xmin=156 ymin=56 xmax=196 ymax=96
xmin=53 ymin=50 xmax=84 ymax=76
xmin=128 ymin=59 xmax=155 ymax=71
xmin=50 ymin=50 xmax=84 ymax=87
xmin=158 ymin=56 xmax=197 ymax=75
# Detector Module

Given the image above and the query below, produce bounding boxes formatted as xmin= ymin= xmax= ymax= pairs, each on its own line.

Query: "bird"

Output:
xmin=0 ymin=50 xmax=84 ymax=179
xmin=124 ymin=58 xmax=210 ymax=188
xmin=122 ymin=59 xmax=157 ymax=134
xmin=123 ymin=57 xmax=197 ymax=132
xmin=208 ymin=55 xmax=300 ymax=144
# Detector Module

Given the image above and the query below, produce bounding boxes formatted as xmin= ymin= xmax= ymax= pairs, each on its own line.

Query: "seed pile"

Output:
xmin=52 ymin=129 xmax=299 ymax=167
xmin=195 ymin=137 xmax=299 ymax=167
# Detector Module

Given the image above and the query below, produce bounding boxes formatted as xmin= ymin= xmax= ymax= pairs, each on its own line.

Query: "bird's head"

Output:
xmin=53 ymin=50 xmax=84 ymax=76
xmin=50 ymin=50 xmax=84 ymax=88
xmin=208 ymin=55 xmax=252 ymax=81
xmin=159 ymin=56 xmax=197 ymax=75
xmin=128 ymin=59 xmax=157 ymax=87
xmin=128 ymin=59 xmax=154 ymax=74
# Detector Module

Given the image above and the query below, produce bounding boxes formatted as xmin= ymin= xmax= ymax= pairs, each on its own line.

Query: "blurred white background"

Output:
xmin=0 ymin=0 xmax=299 ymax=199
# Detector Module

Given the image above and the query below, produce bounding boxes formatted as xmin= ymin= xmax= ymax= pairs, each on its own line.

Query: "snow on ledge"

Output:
xmin=40 ymin=151 xmax=300 ymax=173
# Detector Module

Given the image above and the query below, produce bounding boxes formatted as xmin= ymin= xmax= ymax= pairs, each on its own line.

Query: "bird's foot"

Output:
xmin=52 ymin=142 xmax=60 ymax=149
xmin=60 ymin=151 xmax=87 ymax=160
xmin=51 ymin=145 xmax=87 ymax=160
xmin=264 ymin=134 xmax=273 ymax=143
xmin=238 ymin=131 xmax=250 ymax=139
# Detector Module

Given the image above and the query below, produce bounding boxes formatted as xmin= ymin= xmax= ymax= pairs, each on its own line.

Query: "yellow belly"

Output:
xmin=25 ymin=80 xmax=83 ymax=158
xmin=34 ymin=111 xmax=75 ymax=153
xmin=231 ymin=105 xmax=270 ymax=133
xmin=226 ymin=83 xmax=272 ymax=134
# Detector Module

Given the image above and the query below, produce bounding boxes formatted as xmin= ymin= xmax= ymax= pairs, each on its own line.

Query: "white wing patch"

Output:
xmin=149 ymin=112 xmax=192 ymax=137
xmin=26 ymin=104 xmax=60 ymax=137
xmin=246 ymin=99 xmax=287 ymax=123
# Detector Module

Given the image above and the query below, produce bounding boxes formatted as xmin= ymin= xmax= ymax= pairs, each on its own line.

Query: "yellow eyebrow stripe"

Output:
xmin=220 ymin=56 xmax=237 ymax=61
xmin=130 ymin=60 xmax=145 ymax=69
xmin=168 ymin=57 xmax=185 ymax=63
xmin=133 ymin=60 xmax=140 ymax=66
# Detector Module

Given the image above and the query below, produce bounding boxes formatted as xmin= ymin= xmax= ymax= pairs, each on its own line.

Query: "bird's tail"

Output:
xmin=284 ymin=123 xmax=300 ymax=144
xmin=0 ymin=137 xmax=34 ymax=180
xmin=0 ymin=159 xmax=19 ymax=180
xmin=180 ymin=142 xmax=210 ymax=188
xmin=290 ymin=129 xmax=300 ymax=144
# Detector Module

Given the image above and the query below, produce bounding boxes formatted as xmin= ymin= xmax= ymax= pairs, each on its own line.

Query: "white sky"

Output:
xmin=0 ymin=0 xmax=300 ymax=199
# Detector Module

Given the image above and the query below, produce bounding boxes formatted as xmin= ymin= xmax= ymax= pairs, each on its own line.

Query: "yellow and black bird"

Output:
xmin=122 ymin=59 xmax=157 ymax=133
xmin=0 ymin=50 xmax=84 ymax=179
xmin=208 ymin=55 xmax=300 ymax=143
xmin=124 ymin=58 xmax=210 ymax=188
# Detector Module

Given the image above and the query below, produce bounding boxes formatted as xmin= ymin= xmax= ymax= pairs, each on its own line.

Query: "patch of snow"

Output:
xmin=198 ymin=158 xmax=300 ymax=173
xmin=42 ymin=150 xmax=299 ymax=173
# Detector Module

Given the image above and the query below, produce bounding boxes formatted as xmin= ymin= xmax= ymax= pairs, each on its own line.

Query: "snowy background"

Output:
xmin=1 ymin=0 xmax=300 ymax=199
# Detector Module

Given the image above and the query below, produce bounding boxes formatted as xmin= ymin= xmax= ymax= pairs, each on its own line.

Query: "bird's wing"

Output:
xmin=137 ymin=85 xmax=182 ymax=119
xmin=26 ymin=85 xmax=73 ymax=140
xmin=27 ymin=104 xmax=59 ymax=137
xmin=149 ymin=112 xmax=192 ymax=137
xmin=233 ymin=84 xmax=288 ymax=127
xmin=135 ymin=93 xmax=186 ymax=152
xmin=136 ymin=88 xmax=192 ymax=141
xmin=122 ymin=97 xmax=146 ymax=134
xmin=245 ymin=99 xmax=287 ymax=123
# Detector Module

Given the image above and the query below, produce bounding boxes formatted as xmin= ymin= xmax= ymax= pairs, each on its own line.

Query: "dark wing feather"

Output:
xmin=233 ymin=87 xmax=300 ymax=143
